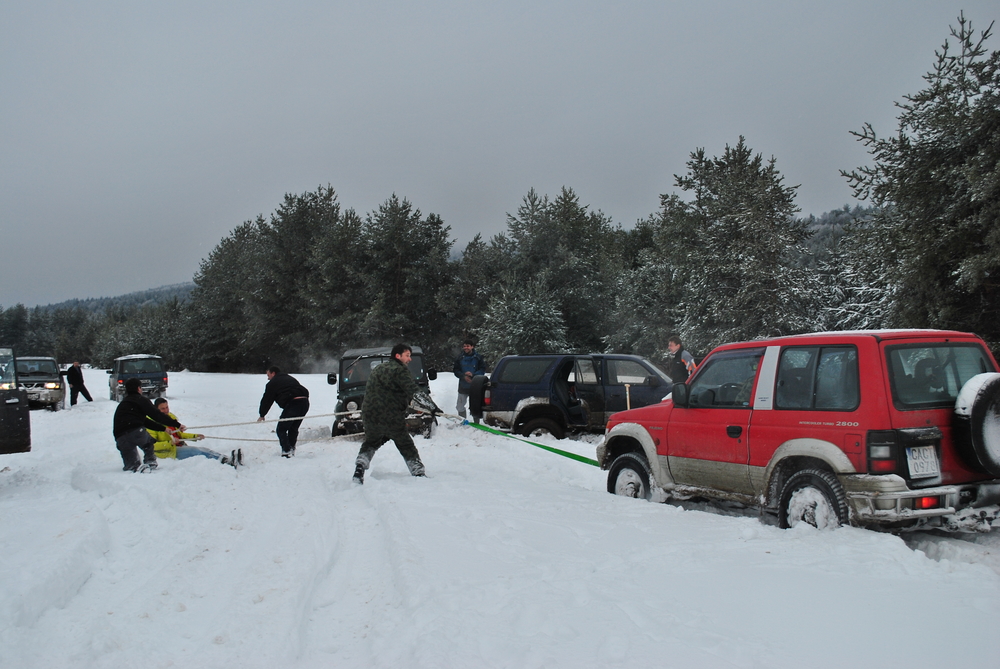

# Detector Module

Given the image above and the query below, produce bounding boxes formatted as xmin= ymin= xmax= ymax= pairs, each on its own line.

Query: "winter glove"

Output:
xmin=409 ymin=391 xmax=438 ymax=414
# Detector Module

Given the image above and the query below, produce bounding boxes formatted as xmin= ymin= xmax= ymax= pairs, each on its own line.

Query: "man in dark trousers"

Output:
xmin=353 ymin=343 xmax=432 ymax=484
xmin=453 ymin=339 xmax=486 ymax=421
xmin=64 ymin=361 xmax=93 ymax=406
xmin=257 ymin=366 xmax=310 ymax=458
xmin=113 ymin=377 xmax=182 ymax=472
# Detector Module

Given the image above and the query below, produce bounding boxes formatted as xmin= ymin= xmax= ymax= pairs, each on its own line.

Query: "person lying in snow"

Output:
xmin=148 ymin=397 xmax=242 ymax=468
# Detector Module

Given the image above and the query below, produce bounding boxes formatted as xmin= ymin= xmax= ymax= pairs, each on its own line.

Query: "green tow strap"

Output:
xmin=468 ymin=422 xmax=600 ymax=467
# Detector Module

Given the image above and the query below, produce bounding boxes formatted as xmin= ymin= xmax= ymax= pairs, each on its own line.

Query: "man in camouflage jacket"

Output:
xmin=353 ymin=343 xmax=430 ymax=484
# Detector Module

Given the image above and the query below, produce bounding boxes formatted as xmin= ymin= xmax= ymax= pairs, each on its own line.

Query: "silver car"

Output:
xmin=16 ymin=356 xmax=65 ymax=410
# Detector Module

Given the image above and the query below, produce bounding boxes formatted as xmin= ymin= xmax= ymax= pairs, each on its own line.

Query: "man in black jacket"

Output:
xmin=113 ymin=378 xmax=182 ymax=472
xmin=257 ymin=366 xmax=310 ymax=458
xmin=667 ymin=336 xmax=697 ymax=385
xmin=64 ymin=361 xmax=93 ymax=405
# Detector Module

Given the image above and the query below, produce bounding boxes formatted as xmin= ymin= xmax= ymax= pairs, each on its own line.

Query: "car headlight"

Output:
xmin=346 ymin=401 xmax=359 ymax=411
xmin=0 ymin=382 xmax=13 ymax=390
xmin=44 ymin=382 xmax=61 ymax=389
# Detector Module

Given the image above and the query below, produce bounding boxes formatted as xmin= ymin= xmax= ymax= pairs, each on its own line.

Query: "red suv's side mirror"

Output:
xmin=672 ymin=383 xmax=689 ymax=407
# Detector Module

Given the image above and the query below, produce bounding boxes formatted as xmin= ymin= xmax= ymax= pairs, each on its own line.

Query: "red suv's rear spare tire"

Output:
xmin=954 ymin=373 xmax=1000 ymax=476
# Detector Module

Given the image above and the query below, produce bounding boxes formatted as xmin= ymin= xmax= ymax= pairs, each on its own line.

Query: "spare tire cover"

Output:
xmin=468 ymin=374 xmax=488 ymax=418
xmin=953 ymin=373 xmax=1000 ymax=476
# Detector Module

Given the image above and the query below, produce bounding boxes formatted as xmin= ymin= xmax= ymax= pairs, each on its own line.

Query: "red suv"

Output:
xmin=598 ymin=330 xmax=1000 ymax=531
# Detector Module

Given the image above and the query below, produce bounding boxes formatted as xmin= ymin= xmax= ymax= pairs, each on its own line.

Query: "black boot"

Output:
xmin=353 ymin=464 xmax=365 ymax=484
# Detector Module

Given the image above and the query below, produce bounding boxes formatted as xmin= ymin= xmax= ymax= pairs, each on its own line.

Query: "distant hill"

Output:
xmin=38 ymin=282 xmax=196 ymax=313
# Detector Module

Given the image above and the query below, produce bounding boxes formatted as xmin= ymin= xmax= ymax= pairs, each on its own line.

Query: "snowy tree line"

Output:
xmin=3 ymin=15 xmax=997 ymax=372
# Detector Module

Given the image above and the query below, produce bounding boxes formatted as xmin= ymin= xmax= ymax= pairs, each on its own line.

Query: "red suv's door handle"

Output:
xmin=726 ymin=426 xmax=742 ymax=439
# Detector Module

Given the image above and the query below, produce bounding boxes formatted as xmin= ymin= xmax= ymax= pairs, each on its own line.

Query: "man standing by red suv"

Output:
xmin=667 ymin=336 xmax=697 ymax=384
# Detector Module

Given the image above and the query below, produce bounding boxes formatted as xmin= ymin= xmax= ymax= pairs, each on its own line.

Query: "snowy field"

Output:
xmin=2 ymin=368 xmax=999 ymax=668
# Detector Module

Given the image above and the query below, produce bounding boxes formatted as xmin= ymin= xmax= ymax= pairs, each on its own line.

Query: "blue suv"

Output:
xmin=108 ymin=354 xmax=168 ymax=401
xmin=470 ymin=354 xmax=672 ymax=439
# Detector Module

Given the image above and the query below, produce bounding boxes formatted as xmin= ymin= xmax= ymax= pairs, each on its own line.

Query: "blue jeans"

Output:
xmin=175 ymin=445 xmax=223 ymax=460
xmin=277 ymin=398 xmax=309 ymax=453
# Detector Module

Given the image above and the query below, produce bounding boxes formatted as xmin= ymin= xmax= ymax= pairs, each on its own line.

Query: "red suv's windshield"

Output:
xmin=886 ymin=343 xmax=996 ymax=409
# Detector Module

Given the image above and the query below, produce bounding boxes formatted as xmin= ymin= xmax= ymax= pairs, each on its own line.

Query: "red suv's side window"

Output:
xmin=687 ymin=349 xmax=764 ymax=409
xmin=775 ymin=346 xmax=859 ymax=411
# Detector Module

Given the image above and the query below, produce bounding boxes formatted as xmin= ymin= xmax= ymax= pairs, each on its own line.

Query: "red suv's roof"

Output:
xmin=709 ymin=329 xmax=980 ymax=352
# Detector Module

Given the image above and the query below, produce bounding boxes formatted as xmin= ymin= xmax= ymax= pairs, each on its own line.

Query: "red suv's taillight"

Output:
xmin=867 ymin=430 xmax=899 ymax=474
xmin=483 ymin=387 xmax=491 ymax=407
xmin=866 ymin=428 xmax=942 ymax=479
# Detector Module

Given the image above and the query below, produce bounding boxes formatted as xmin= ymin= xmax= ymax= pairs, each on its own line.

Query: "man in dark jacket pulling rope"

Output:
xmin=257 ymin=366 xmax=310 ymax=458
xmin=113 ymin=377 xmax=182 ymax=472
xmin=353 ymin=343 xmax=432 ymax=484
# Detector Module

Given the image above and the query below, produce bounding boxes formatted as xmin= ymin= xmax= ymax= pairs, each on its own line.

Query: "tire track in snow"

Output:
xmin=301 ymin=468 xmax=414 ymax=666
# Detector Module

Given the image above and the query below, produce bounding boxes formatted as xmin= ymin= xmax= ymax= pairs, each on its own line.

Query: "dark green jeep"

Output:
xmin=328 ymin=346 xmax=440 ymax=438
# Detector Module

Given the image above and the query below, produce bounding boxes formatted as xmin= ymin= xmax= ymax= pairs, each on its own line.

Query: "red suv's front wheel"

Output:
xmin=607 ymin=452 xmax=652 ymax=501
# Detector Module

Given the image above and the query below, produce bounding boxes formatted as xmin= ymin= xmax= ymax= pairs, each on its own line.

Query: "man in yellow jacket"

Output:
xmin=148 ymin=398 xmax=242 ymax=467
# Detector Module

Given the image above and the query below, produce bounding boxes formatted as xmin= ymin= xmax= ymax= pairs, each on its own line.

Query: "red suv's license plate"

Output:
xmin=906 ymin=446 xmax=940 ymax=479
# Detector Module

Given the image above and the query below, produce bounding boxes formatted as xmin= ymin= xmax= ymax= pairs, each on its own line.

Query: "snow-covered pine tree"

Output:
xmin=475 ymin=278 xmax=570 ymax=360
xmin=360 ymin=195 xmax=452 ymax=344
xmin=502 ymin=187 xmax=617 ymax=353
xmin=188 ymin=218 xmax=270 ymax=370
xmin=840 ymin=13 xmax=1000 ymax=347
xmin=655 ymin=137 xmax=817 ymax=353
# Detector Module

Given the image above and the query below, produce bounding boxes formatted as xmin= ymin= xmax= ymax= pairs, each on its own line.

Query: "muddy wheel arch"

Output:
xmin=761 ymin=438 xmax=857 ymax=507
xmin=602 ymin=422 xmax=673 ymax=489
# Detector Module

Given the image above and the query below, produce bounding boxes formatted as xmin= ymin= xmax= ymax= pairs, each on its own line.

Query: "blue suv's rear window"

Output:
xmin=16 ymin=360 xmax=59 ymax=376
xmin=120 ymin=358 xmax=164 ymax=374
xmin=497 ymin=358 xmax=556 ymax=384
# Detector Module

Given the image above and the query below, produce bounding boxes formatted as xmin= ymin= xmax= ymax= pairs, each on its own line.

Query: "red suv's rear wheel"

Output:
xmin=778 ymin=468 xmax=848 ymax=529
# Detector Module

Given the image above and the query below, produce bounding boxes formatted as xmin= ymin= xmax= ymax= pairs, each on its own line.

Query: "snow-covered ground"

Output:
xmin=2 ymin=368 xmax=999 ymax=668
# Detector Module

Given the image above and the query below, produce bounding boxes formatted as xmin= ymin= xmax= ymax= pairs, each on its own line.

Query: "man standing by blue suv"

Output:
xmin=454 ymin=339 xmax=486 ymax=422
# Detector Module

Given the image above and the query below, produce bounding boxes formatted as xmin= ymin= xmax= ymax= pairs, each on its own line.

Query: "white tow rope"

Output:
xmin=187 ymin=408 xmax=450 ymax=445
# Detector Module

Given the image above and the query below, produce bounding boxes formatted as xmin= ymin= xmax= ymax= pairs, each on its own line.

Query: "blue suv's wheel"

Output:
xmin=519 ymin=417 xmax=565 ymax=439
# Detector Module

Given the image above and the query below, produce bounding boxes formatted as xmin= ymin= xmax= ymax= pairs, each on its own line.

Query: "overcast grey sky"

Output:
xmin=2 ymin=1 xmax=996 ymax=307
